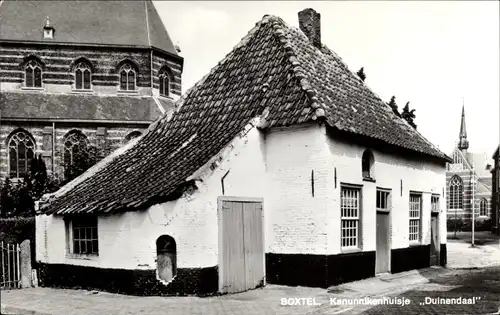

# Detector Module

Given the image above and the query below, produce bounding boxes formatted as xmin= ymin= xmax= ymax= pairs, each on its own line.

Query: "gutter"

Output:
xmin=1 ymin=117 xmax=152 ymax=124
xmin=0 ymin=40 xmax=183 ymax=64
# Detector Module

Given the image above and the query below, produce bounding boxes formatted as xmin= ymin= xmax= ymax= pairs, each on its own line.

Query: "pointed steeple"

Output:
xmin=458 ymin=99 xmax=469 ymax=152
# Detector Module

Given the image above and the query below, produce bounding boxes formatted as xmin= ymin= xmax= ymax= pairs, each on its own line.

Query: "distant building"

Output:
xmin=492 ymin=147 xmax=500 ymax=235
xmin=446 ymin=106 xmax=493 ymax=224
xmin=0 ymin=0 xmax=183 ymax=181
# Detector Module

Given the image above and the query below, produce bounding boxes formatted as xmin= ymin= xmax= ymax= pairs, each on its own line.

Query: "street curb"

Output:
xmin=1 ymin=304 xmax=50 ymax=315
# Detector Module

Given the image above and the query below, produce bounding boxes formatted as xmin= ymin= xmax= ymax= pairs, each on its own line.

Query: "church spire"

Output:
xmin=458 ymin=99 xmax=469 ymax=151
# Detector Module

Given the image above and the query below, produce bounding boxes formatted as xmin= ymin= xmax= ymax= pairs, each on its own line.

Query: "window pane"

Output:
xmin=34 ymin=67 xmax=42 ymax=87
xmin=74 ymin=228 xmax=80 ymax=240
xmin=159 ymin=75 xmax=164 ymax=95
xmin=120 ymin=71 xmax=127 ymax=90
xmin=75 ymin=69 xmax=82 ymax=89
xmin=128 ymin=72 xmax=135 ymax=91
xmin=91 ymin=227 xmax=97 ymax=239
xmin=92 ymin=240 xmax=98 ymax=253
xmin=83 ymin=70 xmax=91 ymax=89
xmin=164 ymin=77 xmax=169 ymax=95
xmin=9 ymin=148 xmax=17 ymax=177
xmin=26 ymin=69 xmax=33 ymax=87
xmin=74 ymin=241 xmax=80 ymax=254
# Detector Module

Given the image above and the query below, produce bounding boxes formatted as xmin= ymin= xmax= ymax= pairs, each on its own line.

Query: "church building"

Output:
xmin=446 ymin=105 xmax=493 ymax=223
xmin=0 ymin=0 xmax=183 ymax=181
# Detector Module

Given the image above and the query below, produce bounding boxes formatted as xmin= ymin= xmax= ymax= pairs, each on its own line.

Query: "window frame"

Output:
xmin=409 ymin=193 xmax=422 ymax=244
xmin=361 ymin=149 xmax=375 ymax=181
xmin=479 ymin=198 xmax=488 ymax=216
xmin=159 ymin=71 xmax=170 ymax=97
xmin=24 ymin=59 xmax=43 ymax=88
xmin=74 ymin=61 xmax=92 ymax=90
xmin=67 ymin=216 xmax=99 ymax=256
xmin=376 ymin=188 xmax=391 ymax=212
xmin=7 ymin=129 xmax=36 ymax=178
xmin=63 ymin=130 xmax=89 ymax=178
xmin=449 ymin=176 xmax=463 ymax=210
xmin=340 ymin=184 xmax=362 ymax=251
xmin=431 ymin=195 xmax=440 ymax=213
xmin=119 ymin=63 xmax=137 ymax=91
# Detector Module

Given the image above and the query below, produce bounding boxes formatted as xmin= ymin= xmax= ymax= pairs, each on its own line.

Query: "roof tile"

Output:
xmin=40 ymin=14 xmax=450 ymax=216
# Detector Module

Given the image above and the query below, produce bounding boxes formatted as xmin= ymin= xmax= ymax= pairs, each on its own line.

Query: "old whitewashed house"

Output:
xmin=36 ymin=9 xmax=451 ymax=296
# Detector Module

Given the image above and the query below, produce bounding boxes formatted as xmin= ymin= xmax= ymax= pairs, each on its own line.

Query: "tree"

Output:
xmin=29 ymin=154 xmax=48 ymax=200
xmin=0 ymin=178 xmax=14 ymax=217
xmin=401 ymin=101 xmax=417 ymax=129
xmin=387 ymin=96 xmax=401 ymax=117
xmin=63 ymin=145 xmax=98 ymax=185
xmin=356 ymin=67 xmax=366 ymax=82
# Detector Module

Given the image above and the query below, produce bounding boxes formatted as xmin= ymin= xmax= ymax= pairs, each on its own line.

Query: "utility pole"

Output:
xmin=471 ymin=159 xmax=476 ymax=247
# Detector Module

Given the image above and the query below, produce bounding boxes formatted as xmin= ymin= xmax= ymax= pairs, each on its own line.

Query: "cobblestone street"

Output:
xmin=2 ymin=266 xmax=499 ymax=315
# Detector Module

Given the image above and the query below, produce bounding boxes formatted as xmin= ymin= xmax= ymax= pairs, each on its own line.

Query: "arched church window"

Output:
xmin=63 ymin=130 xmax=89 ymax=176
xmin=25 ymin=59 xmax=42 ymax=88
xmin=75 ymin=62 xmax=92 ymax=90
xmin=479 ymin=198 xmax=488 ymax=216
xmin=159 ymin=70 xmax=170 ymax=97
xmin=7 ymin=129 xmax=36 ymax=178
xmin=119 ymin=63 xmax=136 ymax=91
xmin=449 ymin=175 xmax=463 ymax=210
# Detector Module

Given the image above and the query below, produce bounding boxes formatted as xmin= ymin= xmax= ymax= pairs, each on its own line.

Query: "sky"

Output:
xmin=154 ymin=1 xmax=500 ymax=157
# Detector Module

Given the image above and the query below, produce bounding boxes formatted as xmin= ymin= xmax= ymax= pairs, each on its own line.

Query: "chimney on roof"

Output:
xmin=43 ymin=16 xmax=55 ymax=39
xmin=298 ymin=8 xmax=321 ymax=49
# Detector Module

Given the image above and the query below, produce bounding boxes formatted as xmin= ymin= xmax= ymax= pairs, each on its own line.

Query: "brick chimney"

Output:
xmin=298 ymin=8 xmax=321 ymax=48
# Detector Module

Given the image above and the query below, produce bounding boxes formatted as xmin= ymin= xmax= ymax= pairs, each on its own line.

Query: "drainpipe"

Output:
xmin=52 ymin=122 xmax=55 ymax=175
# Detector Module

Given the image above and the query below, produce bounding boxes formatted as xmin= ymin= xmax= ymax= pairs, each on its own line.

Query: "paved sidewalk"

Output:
xmin=0 ymin=267 xmax=461 ymax=315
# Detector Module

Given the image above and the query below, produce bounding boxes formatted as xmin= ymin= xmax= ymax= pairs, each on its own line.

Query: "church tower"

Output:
xmin=458 ymin=104 xmax=469 ymax=155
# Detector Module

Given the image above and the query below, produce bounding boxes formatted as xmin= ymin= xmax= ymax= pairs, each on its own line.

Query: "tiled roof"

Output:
xmin=39 ymin=15 xmax=450 ymax=215
xmin=0 ymin=0 xmax=179 ymax=56
xmin=0 ymin=92 xmax=167 ymax=122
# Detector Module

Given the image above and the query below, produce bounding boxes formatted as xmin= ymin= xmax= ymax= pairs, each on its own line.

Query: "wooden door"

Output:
xmin=375 ymin=211 xmax=390 ymax=274
xmin=430 ymin=213 xmax=440 ymax=266
xmin=219 ymin=197 xmax=264 ymax=294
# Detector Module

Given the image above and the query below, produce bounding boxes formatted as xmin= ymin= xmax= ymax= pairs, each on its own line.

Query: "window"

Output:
xmin=362 ymin=150 xmax=374 ymax=179
xmin=341 ymin=186 xmax=361 ymax=249
xmin=8 ymin=129 xmax=36 ymax=178
xmin=159 ymin=71 xmax=170 ymax=96
xmin=480 ymin=198 xmax=488 ymax=216
xmin=431 ymin=195 xmax=440 ymax=212
xmin=71 ymin=216 xmax=98 ymax=255
xmin=124 ymin=131 xmax=142 ymax=144
xmin=376 ymin=189 xmax=390 ymax=211
xmin=63 ymin=131 xmax=89 ymax=172
xmin=119 ymin=63 xmax=136 ymax=91
xmin=25 ymin=59 xmax=42 ymax=88
xmin=75 ymin=62 xmax=91 ymax=90
xmin=449 ymin=176 xmax=463 ymax=210
xmin=409 ymin=194 xmax=422 ymax=242
xmin=156 ymin=235 xmax=177 ymax=282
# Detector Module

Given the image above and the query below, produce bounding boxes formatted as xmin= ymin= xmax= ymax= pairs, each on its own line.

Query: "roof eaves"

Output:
xmin=38 ymin=134 xmax=144 ymax=214
xmin=0 ymin=39 xmax=151 ymax=50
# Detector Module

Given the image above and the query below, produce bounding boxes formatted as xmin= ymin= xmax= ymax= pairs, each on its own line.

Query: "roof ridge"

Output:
xmin=150 ymin=17 xmax=270 ymax=138
xmin=144 ymin=0 xmax=152 ymax=46
xmin=268 ymin=16 xmax=325 ymax=121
